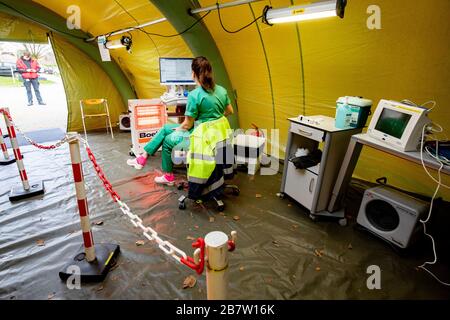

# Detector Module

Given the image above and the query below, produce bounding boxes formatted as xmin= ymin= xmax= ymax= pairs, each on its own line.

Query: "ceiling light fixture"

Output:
xmin=262 ymin=0 xmax=347 ymax=25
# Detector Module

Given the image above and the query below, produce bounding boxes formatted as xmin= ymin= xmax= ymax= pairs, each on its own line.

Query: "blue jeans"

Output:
xmin=24 ymin=78 xmax=43 ymax=104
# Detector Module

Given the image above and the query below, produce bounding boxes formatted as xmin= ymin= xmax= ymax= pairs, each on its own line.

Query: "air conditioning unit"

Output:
xmin=119 ymin=114 xmax=131 ymax=131
xmin=357 ymin=186 xmax=429 ymax=249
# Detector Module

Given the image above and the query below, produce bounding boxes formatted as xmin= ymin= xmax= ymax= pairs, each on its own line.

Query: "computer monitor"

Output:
xmin=159 ymin=57 xmax=195 ymax=85
xmin=367 ymin=99 xmax=431 ymax=151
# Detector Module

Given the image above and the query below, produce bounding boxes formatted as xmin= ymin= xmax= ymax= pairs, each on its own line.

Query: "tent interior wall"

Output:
xmin=0 ymin=0 xmax=449 ymax=201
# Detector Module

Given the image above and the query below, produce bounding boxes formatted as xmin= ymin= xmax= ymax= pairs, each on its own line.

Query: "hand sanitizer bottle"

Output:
xmin=335 ymin=97 xmax=352 ymax=129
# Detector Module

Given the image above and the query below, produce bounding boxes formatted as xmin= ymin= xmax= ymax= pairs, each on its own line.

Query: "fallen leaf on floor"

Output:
xmin=219 ymin=212 xmax=226 ymax=216
xmin=239 ymin=266 xmax=245 ymax=271
xmin=183 ymin=275 xmax=197 ymax=289
xmin=315 ymin=267 xmax=321 ymax=272
xmin=266 ymin=277 xmax=272 ymax=284
xmin=288 ymin=204 xmax=292 ymax=207
xmin=348 ymin=244 xmax=353 ymax=250
xmin=109 ymin=263 xmax=120 ymax=272
xmin=96 ymin=285 xmax=104 ymax=292
xmin=233 ymin=216 xmax=240 ymax=221
xmin=47 ymin=292 xmax=55 ymax=300
xmin=209 ymin=217 xmax=215 ymax=223
xmin=94 ymin=221 xmax=104 ymax=226
xmin=272 ymin=240 xmax=280 ymax=247
xmin=36 ymin=239 xmax=45 ymax=246
xmin=135 ymin=240 xmax=145 ymax=246
xmin=255 ymin=194 xmax=262 ymax=198
xmin=314 ymin=249 xmax=323 ymax=257
xmin=292 ymin=224 xmax=299 ymax=229
xmin=186 ymin=236 xmax=195 ymax=241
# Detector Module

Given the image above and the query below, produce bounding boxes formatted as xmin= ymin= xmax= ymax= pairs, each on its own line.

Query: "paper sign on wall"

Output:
xmin=97 ymin=35 xmax=111 ymax=62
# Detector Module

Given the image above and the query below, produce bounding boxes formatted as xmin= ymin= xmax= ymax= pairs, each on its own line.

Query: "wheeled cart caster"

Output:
xmin=338 ymin=218 xmax=347 ymax=227
xmin=214 ymin=197 xmax=225 ymax=212
xmin=309 ymin=214 xmax=317 ymax=221
xmin=277 ymin=192 xmax=285 ymax=199
xmin=178 ymin=195 xmax=186 ymax=210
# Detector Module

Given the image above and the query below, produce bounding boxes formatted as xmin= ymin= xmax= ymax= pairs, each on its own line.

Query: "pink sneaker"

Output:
xmin=127 ymin=155 xmax=147 ymax=170
xmin=154 ymin=174 xmax=175 ymax=186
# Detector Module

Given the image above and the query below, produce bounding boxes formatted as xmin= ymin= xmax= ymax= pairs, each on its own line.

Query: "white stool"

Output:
xmin=234 ymin=134 xmax=266 ymax=175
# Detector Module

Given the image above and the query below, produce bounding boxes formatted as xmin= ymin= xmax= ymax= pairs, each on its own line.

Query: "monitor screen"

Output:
xmin=374 ymin=108 xmax=412 ymax=139
xmin=159 ymin=58 xmax=194 ymax=84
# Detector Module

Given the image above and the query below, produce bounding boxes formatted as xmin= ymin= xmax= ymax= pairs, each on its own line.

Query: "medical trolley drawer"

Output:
xmin=289 ymin=122 xmax=324 ymax=142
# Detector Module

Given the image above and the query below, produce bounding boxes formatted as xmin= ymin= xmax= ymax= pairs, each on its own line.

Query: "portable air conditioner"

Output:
xmin=357 ymin=186 xmax=429 ymax=248
xmin=119 ymin=114 xmax=131 ymax=131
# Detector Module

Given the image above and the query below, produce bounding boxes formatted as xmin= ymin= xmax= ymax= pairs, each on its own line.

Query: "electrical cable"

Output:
xmin=420 ymin=123 xmax=450 ymax=189
xmin=112 ymin=0 xmax=160 ymax=57
xmin=136 ymin=11 xmax=211 ymax=38
xmin=216 ymin=2 xmax=263 ymax=33
xmin=417 ymin=118 xmax=450 ymax=286
xmin=0 ymin=1 xmax=88 ymax=40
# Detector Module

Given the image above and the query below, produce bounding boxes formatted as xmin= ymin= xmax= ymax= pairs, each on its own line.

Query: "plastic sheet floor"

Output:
xmin=1 ymin=131 xmax=449 ymax=300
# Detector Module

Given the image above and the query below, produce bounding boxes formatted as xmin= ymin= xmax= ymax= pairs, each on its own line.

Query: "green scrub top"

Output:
xmin=185 ymin=85 xmax=231 ymax=124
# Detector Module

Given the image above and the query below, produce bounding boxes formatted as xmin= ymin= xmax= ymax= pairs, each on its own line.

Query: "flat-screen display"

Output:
xmin=374 ymin=108 xmax=412 ymax=139
xmin=159 ymin=58 xmax=194 ymax=85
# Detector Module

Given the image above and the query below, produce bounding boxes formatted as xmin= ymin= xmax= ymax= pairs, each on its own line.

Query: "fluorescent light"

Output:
xmin=263 ymin=0 xmax=346 ymax=25
xmin=105 ymin=36 xmax=133 ymax=52
xmin=105 ymin=40 xmax=125 ymax=49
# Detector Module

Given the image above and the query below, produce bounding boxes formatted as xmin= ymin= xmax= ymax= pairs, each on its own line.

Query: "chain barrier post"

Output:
xmin=59 ymin=132 xmax=120 ymax=283
xmin=1 ymin=107 xmax=44 ymax=201
xmin=204 ymin=231 xmax=237 ymax=300
xmin=0 ymin=127 xmax=15 ymax=165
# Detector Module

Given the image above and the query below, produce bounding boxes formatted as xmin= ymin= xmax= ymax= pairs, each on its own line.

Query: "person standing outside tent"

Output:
xmin=16 ymin=51 xmax=46 ymax=106
xmin=127 ymin=56 xmax=234 ymax=185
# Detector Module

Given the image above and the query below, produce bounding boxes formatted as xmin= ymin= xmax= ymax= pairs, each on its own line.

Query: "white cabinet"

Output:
xmin=280 ymin=116 xmax=363 ymax=215
xmin=284 ymin=162 xmax=317 ymax=210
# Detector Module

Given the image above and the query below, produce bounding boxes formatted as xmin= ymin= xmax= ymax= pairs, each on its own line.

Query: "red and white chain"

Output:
xmin=78 ymin=135 xmax=205 ymax=272
xmin=0 ymin=108 xmax=69 ymax=150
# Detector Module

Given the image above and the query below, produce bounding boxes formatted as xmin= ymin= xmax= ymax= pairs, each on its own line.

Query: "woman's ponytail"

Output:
xmin=192 ymin=56 xmax=215 ymax=91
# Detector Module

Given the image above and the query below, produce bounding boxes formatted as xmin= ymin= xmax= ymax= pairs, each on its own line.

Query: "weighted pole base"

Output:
xmin=0 ymin=157 xmax=16 ymax=166
xmin=9 ymin=180 xmax=44 ymax=202
xmin=59 ymin=243 xmax=120 ymax=283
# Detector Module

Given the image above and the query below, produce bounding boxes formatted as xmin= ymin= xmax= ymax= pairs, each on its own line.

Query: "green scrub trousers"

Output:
xmin=143 ymin=123 xmax=191 ymax=173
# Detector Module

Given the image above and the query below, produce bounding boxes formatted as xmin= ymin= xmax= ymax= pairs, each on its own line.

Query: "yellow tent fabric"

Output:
xmin=3 ymin=0 xmax=450 ymax=199
xmin=0 ymin=11 xmax=48 ymax=43
xmin=197 ymin=0 xmax=450 ymax=199
xmin=49 ymin=32 xmax=125 ymax=132
xmin=33 ymin=0 xmax=192 ymax=99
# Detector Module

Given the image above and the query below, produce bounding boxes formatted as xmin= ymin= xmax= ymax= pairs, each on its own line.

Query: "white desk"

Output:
xmin=328 ymin=133 xmax=450 ymax=212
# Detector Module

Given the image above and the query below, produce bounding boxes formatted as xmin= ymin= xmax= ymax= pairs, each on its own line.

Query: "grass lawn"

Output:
xmin=0 ymin=76 xmax=54 ymax=87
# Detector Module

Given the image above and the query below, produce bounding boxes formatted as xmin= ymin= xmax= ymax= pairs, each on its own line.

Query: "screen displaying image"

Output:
xmin=160 ymin=58 xmax=194 ymax=84
xmin=375 ymin=108 xmax=412 ymax=139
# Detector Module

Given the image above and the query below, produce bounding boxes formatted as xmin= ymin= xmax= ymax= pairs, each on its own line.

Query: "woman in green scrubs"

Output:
xmin=127 ymin=56 xmax=234 ymax=185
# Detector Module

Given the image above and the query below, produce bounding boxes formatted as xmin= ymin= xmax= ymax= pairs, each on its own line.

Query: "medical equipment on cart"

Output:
xmin=367 ymin=99 xmax=431 ymax=151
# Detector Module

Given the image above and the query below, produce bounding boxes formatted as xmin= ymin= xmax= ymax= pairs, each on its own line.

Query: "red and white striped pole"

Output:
xmin=67 ymin=132 xmax=96 ymax=262
xmin=0 ymin=127 xmax=10 ymax=160
xmin=2 ymin=108 xmax=30 ymax=190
